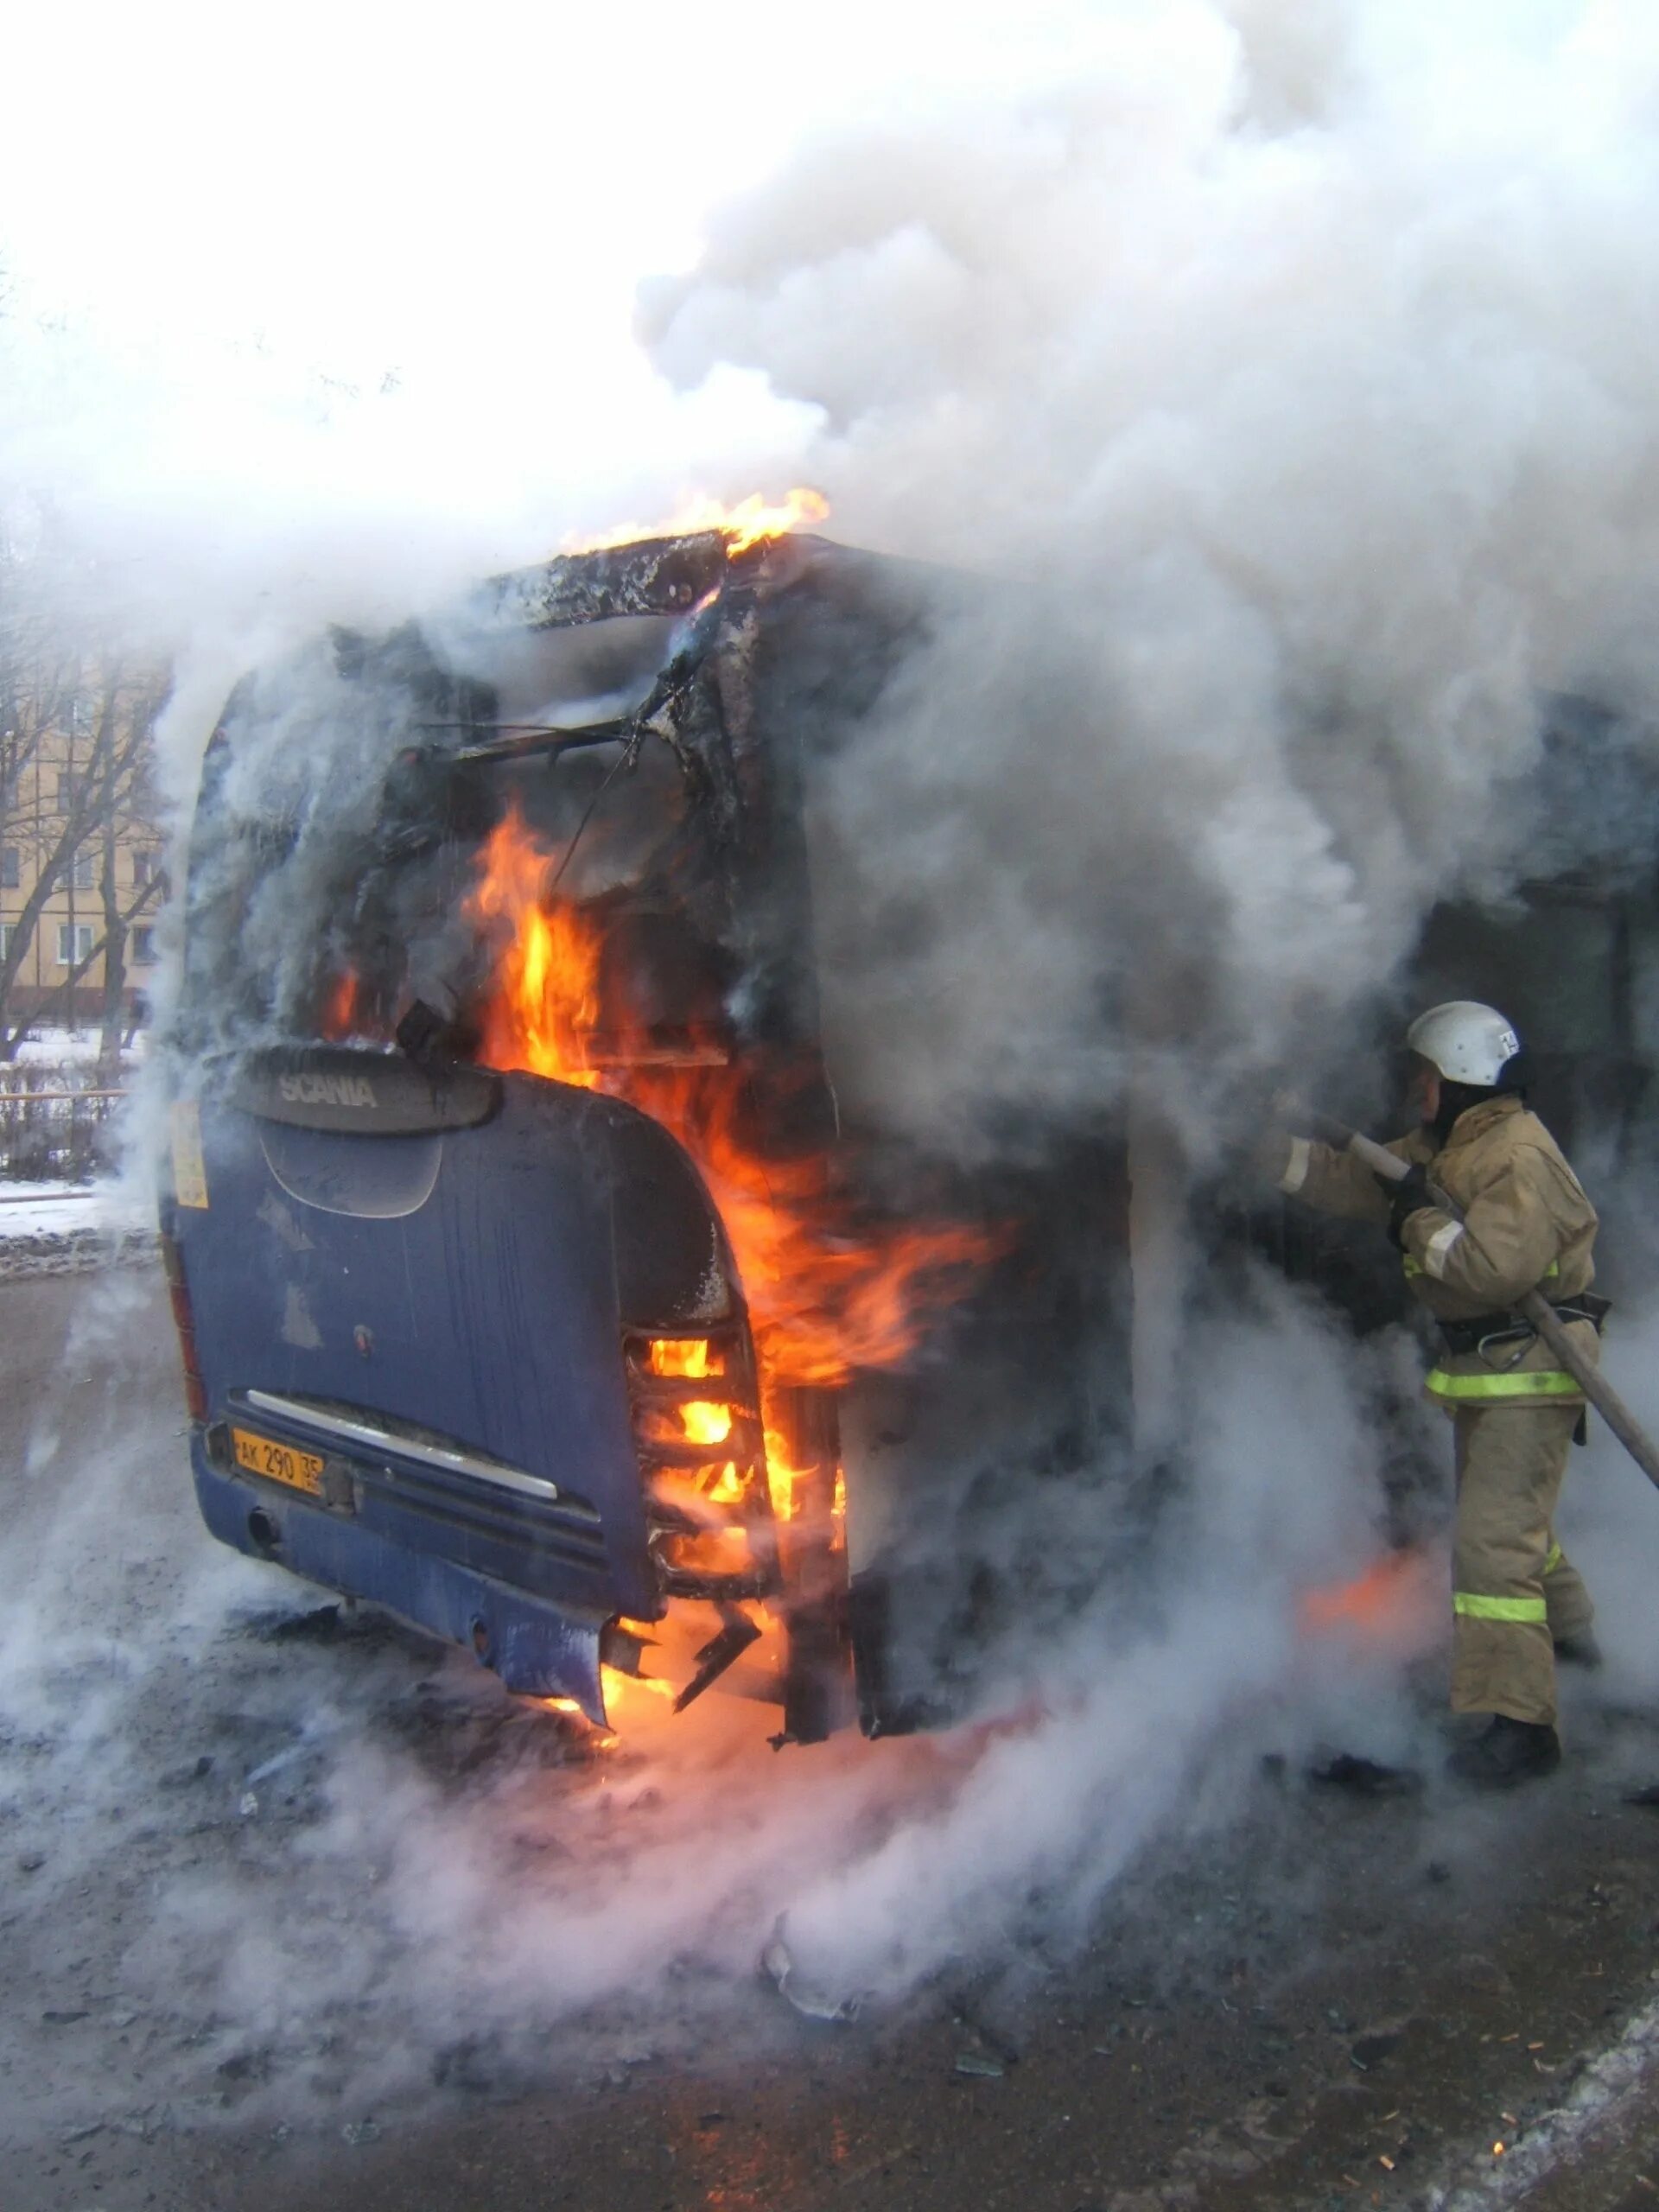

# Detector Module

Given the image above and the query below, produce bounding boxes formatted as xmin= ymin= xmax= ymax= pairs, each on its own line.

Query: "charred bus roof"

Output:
xmin=176 ymin=531 xmax=964 ymax=1084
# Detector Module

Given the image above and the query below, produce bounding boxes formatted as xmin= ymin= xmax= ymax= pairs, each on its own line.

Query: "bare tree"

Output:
xmin=0 ymin=533 xmax=81 ymax=834
xmin=0 ymin=547 xmax=170 ymax=1060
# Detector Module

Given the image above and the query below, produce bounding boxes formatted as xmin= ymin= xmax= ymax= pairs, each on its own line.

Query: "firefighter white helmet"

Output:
xmin=1406 ymin=1001 xmax=1522 ymax=1088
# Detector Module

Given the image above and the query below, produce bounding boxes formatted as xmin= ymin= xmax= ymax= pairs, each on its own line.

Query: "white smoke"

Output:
xmin=0 ymin=1263 xmax=1451 ymax=2145
xmin=639 ymin=0 xmax=1659 ymax=1148
xmin=7 ymin=0 xmax=1659 ymax=2161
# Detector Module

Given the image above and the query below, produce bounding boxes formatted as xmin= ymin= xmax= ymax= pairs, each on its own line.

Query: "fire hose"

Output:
xmin=1310 ymin=1111 xmax=1659 ymax=1495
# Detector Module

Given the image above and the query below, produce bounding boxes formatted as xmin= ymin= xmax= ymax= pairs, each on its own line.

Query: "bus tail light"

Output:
xmin=159 ymin=1227 xmax=207 ymax=1422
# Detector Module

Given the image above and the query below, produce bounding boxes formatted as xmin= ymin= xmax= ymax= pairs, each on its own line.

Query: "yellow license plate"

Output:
xmin=232 ymin=1427 xmax=325 ymax=1497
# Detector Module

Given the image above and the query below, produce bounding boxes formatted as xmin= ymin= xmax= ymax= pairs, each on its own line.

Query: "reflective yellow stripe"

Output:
xmin=1454 ymin=1591 xmax=1549 ymax=1624
xmin=1426 ymin=1368 xmax=1580 ymax=1401
xmin=1402 ymin=1255 xmax=1424 ymax=1278
xmin=1544 ymin=1262 xmax=1560 ymax=1280
xmin=1545 ymin=1541 xmax=1564 ymax=1575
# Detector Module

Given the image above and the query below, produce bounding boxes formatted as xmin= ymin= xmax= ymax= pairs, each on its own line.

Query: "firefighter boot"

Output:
xmin=1446 ymin=1715 xmax=1562 ymax=1789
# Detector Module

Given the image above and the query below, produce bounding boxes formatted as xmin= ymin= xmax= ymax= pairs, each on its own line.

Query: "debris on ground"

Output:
xmin=950 ymin=2012 xmax=1016 ymax=2082
xmin=759 ymin=1923 xmax=861 ymax=2024
xmin=160 ymin=1755 xmax=214 ymax=1788
xmin=244 ymin=1744 xmax=310 ymax=1790
xmin=952 ymin=2050 xmax=1006 ymax=2079
xmin=1306 ymin=1753 xmax=1424 ymax=1797
xmin=1351 ymin=2031 xmax=1403 ymax=2071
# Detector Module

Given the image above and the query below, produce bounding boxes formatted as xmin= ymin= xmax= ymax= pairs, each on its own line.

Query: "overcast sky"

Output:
xmin=1 ymin=3 xmax=824 ymax=631
xmin=2 ymin=1 xmax=1640 ymax=658
xmin=0 ymin=0 xmax=1167 ymax=628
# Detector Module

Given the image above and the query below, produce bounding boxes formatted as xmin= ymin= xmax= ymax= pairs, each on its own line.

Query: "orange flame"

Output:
xmin=641 ymin=1338 xmax=743 ymax=1499
xmin=468 ymin=815 xmax=996 ymax=1388
xmin=644 ymin=1339 xmax=721 ymax=1381
xmin=466 ymin=812 xmax=1001 ymax=1563
xmin=321 ymin=967 xmax=365 ymax=1040
xmin=566 ymin=488 xmax=830 ymax=560
xmin=465 ymin=810 xmax=601 ymax=1085
xmin=601 ymin=1662 xmax=676 ymax=1707
xmin=642 ymin=1342 xmax=808 ymax=1520
xmin=1298 ymin=1548 xmax=1439 ymax=1652
xmin=620 ymin=1059 xmax=996 ymax=1389
xmin=761 ymin=1424 xmax=814 ymax=1524
xmin=681 ymin=1400 xmax=734 ymax=1449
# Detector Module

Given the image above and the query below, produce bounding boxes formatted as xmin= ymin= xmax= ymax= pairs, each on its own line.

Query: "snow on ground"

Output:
xmin=0 ymin=1179 xmax=152 ymax=1237
xmin=0 ymin=1182 xmax=111 ymax=1236
xmin=0 ymin=1031 xmax=156 ymax=1257
xmin=8 ymin=1025 xmax=150 ymax=1067
xmin=0 ymin=1174 xmax=156 ymax=1274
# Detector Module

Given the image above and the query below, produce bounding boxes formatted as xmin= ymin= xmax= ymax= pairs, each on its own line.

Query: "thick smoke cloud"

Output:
xmin=8 ymin=0 xmax=1659 ymax=2157
xmin=644 ymin=0 xmax=1659 ymax=1153
xmin=0 ymin=1266 xmax=1452 ymax=2140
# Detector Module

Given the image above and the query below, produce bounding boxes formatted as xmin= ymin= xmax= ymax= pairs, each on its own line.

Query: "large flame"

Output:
xmin=565 ymin=488 xmax=830 ymax=560
xmin=465 ymin=811 xmax=601 ymax=1085
xmin=620 ymin=1056 xmax=996 ymax=1390
xmin=465 ymin=809 xmax=999 ymax=1476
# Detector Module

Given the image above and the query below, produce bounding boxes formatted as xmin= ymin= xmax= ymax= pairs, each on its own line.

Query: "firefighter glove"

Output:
xmin=1377 ymin=1162 xmax=1432 ymax=1248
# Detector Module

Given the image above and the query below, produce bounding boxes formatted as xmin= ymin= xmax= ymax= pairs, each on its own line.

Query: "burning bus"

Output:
xmin=162 ymin=510 xmax=1122 ymax=1740
xmin=158 ymin=492 xmax=1659 ymax=1742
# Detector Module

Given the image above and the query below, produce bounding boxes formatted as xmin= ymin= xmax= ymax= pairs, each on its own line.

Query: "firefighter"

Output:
xmin=1265 ymin=1001 xmax=1605 ymax=1788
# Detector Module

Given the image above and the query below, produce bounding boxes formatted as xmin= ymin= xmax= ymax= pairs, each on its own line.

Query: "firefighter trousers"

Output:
xmin=1451 ymin=1403 xmax=1594 ymax=1728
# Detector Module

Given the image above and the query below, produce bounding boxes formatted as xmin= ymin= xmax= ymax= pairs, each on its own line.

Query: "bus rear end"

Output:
xmin=164 ymin=1039 xmax=804 ymax=1719
xmin=165 ymin=523 xmax=995 ymax=1740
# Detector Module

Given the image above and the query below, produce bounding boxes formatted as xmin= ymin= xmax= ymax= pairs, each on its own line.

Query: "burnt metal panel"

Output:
xmin=478 ymin=533 xmax=733 ymax=630
xmin=601 ymin=1103 xmax=734 ymax=1329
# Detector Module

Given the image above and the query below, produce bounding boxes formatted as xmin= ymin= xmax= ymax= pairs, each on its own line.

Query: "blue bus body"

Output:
xmin=167 ymin=1052 xmax=763 ymax=1719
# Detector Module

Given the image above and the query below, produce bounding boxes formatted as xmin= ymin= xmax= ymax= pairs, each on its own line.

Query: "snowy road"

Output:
xmin=6 ymin=1266 xmax=1659 ymax=2212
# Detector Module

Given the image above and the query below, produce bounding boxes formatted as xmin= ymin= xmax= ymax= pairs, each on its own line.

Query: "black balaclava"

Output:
xmin=1430 ymin=1052 xmax=1527 ymax=1144
xmin=1431 ymin=1078 xmax=1497 ymax=1143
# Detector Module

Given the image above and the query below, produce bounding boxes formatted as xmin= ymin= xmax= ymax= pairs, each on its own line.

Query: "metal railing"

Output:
xmin=0 ymin=1077 xmax=128 ymax=1185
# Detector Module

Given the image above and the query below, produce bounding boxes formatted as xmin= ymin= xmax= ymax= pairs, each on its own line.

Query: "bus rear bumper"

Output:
xmin=189 ymin=1440 xmax=610 ymax=1720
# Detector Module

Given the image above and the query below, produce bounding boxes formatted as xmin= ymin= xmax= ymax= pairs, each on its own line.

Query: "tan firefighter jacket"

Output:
xmin=1273 ymin=1096 xmax=1599 ymax=1408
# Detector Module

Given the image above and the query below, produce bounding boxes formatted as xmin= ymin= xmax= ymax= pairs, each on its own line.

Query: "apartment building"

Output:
xmin=0 ymin=727 xmax=166 ymax=1026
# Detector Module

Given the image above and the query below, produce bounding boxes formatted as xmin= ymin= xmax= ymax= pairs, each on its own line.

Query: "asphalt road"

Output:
xmin=3 ymin=1263 xmax=1659 ymax=2212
